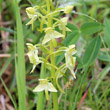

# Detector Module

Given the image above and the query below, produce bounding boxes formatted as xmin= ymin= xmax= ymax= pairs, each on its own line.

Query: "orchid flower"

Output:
xmin=26 ymin=7 xmax=37 ymax=30
xmin=33 ymin=79 xmax=57 ymax=100
xmin=65 ymin=53 xmax=76 ymax=79
xmin=26 ymin=43 xmax=42 ymax=73
xmin=59 ymin=17 xmax=71 ymax=32
xmin=65 ymin=44 xmax=77 ymax=78
xmin=66 ymin=44 xmax=77 ymax=56
xmin=42 ymin=28 xmax=64 ymax=45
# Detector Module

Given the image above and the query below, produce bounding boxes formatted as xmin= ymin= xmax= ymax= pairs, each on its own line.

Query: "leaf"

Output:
xmin=93 ymin=65 xmax=110 ymax=93
xmin=63 ymin=32 xmax=80 ymax=46
xmin=98 ymin=51 xmax=110 ymax=62
xmin=14 ymin=0 xmax=26 ymax=109
xmin=0 ymin=78 xmax=17 ymax=110
xmin=76 ymin=56 xmax=83 ymax=69
xmin=67 ymin=22 xmax=79 ymax=32
xmin=0 ymin=27 xmax=16 ymax=33
xmin=104 ymin=18 xmax=110 ymax=49
xmin=81 ymin=22 xmax=103 ymax=35
xmin=56 ymin=32 xmax=80 ymax=65
xmin=0 ymin=53 xmax=14 ymax=77
xmin=82 ymin=36 xmax=101 ymax=67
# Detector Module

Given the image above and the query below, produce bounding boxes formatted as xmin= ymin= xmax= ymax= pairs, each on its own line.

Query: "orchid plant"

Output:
xmin=26 ymin=0 xmax=77 ymax=110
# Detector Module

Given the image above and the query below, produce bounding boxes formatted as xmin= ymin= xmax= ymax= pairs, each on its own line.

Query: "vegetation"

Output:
xmin=0 ymin=0 xmax=110 ymax=110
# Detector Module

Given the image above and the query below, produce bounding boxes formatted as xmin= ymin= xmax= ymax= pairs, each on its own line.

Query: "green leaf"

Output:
xmin=67 ymin=22 xmax=79 ymax=33
xmin=14 ymin=0 xmax=26 ymax=109
xmin=0 ymin=78 xmax=17 ymax=110
xmin=98 ymin=51 xmax=110 ymax=62
xmin=93 ymin=65 xmax=110 ymax=93
xmin=81 ymin=22 xmax=103 ymax=35
xmin=63 ymin=32 xmax=80 ymax=46
xmin=82 ymin=36 xmax=101 ymax=67
xmin=104 ymin=18 xmax=110 ymax=49
xmin=0 ymin=53 xmax=14 ymax=78
xmin=0 ymin=27 xmax=16 ymax=33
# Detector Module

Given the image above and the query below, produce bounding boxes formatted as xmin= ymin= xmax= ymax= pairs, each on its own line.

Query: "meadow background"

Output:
xmin=0 ymin=0 xmax=110 ymax=110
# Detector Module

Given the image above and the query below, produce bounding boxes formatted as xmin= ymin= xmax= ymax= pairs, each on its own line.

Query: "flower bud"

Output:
xmin=26 ymin=7 xmax=35 ymax=15
xmin=64 ymin=5 xmax=73 ymax=14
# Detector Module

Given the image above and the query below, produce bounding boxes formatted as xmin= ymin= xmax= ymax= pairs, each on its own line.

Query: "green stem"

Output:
xmin=50 ymin=41 xmax=59 ymax=110
xmin=37 ymin=62 xmax=45 ymax=110
xmin=46 ymin=0 xmax=59 ymax=110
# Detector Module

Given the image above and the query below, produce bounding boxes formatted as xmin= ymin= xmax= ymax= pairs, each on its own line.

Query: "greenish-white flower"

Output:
xmin=26 ymin=43 xmax=42 ymax=73
xmin=26 ymin=7 xmax=37 ymax=29
xmin=65 ymin=53 xmax=76 ymax=79
xmin=66 ymin=44 xmax=77 ymax=56
xmin=59 ymin=17 xmax=71 ymax=31
xmin=64 ymin=5 xmax=73 ymax=14
xmin=42 ymin=28 xmax=64 ymax=44
xmin=33 ymin=79 xmax=57 ymax=100
xmin=65 ymin=44 xmax=77 ymax=78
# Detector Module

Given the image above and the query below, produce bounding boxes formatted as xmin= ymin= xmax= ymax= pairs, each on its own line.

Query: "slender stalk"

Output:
xmin=37 ymin=63 xmax=45 ymax=110
xmin=50 ymin=41 xmax=59 ymax=110
xmin=46 ymin=0 xmax=59 ymax=109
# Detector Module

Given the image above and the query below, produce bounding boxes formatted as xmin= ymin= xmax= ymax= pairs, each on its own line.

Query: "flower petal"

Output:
xmin=47 ymin=83 xmax=57 ymax=92
xmin=30 ymin=65 xmax=36 ymax=73
xmin=54 ymin=30 xmax=64 ymax=38
xmin=33 ymin=84 xmax=45 ymax=92
xmin=42 ymin=34 xmax=51 ymax=44
xmin=61 ymin=17 xmax=68 ymax=25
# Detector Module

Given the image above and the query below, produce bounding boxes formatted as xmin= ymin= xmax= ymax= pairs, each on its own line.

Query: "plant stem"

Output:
xmin=46 ymin=0 xmax=59 ymax=109
xmin=37 ymin=62 xmax=45 ymax=110
xmin=50 ymin=41 xmax=59 ymax=110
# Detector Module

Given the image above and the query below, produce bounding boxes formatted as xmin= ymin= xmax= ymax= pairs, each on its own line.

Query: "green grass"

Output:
xmin=14 ymin=0 xmax=26 ymax=109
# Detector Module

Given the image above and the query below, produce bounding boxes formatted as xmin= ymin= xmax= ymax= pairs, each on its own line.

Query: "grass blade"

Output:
xmin=93 ymin=65 xmax=110 ymax=93
xmin=0 ymin=78 xmax=17 ymax=110
xmin=14 ymin=0 xmax=26 ymax=109
xmin=0 ymin=53 xmax=14 ymax=77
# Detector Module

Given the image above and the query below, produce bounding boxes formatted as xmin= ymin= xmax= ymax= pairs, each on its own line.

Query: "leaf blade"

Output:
xmin=81 ymin=22 xmax=103 ymax=35
xmin=82 ymin=36 xmax=101 ymax=67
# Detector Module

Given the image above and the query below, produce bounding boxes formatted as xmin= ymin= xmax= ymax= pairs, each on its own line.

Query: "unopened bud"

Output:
xmin=64 ymin=5 xmax=73 ymax=14
xmin=26 ymin=7 xmax=35 ymax=15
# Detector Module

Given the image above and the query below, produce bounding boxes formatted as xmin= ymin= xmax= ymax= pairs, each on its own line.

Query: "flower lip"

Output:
xmin=42 ymin=28 xmax=64 ymax=44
